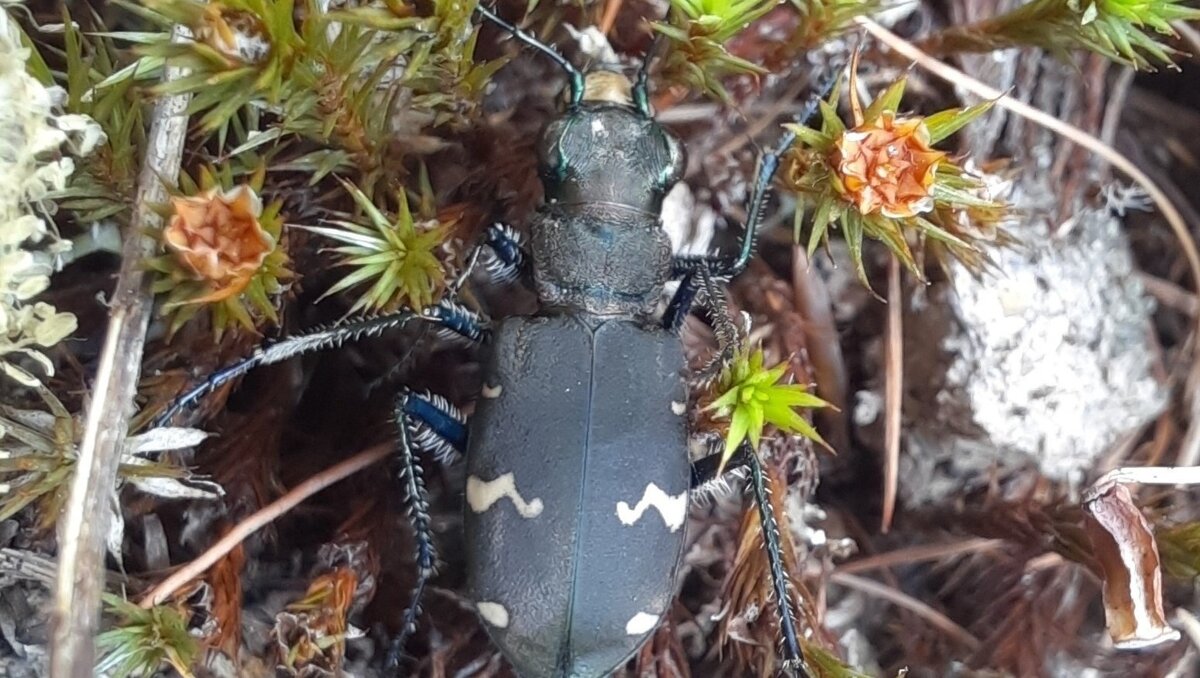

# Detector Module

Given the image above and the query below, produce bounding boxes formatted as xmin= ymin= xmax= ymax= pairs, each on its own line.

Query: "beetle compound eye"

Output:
xmin=537 ymin=117 xmax=570 ymax=182
xmin=661 ymin=131 xmax=687 ymax=188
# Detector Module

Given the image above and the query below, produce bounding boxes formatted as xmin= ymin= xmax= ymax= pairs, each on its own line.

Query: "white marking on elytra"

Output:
xmin=477 ymin=601 xmax=510 ymax=628
xmin=616 ymin=483 xmax=687 ymax=532
xmin=625 ymin=612 xmax=659 ymax=635
xmin=467 ymin=472 xmax=544 ymax=519
xmin=670 ymin=400 xmax=686 ymax=416
xmin=591 ymin=119 xmax=605 ymax=133
xmin=482 ymin=383 xmax=503 ymax=399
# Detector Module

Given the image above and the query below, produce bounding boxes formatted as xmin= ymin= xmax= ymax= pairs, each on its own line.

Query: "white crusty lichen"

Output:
xmin=895 ymin=191 xmax=1166 ymax=504
xmin=0 ymin=5 xmax=102 ymax=388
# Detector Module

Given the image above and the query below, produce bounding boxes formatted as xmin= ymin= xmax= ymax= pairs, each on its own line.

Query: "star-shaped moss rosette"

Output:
xmin=790 ymin=0 xmax=879 ymax=48
xmin=653 ymin=0 xmax=778 ymax=103
xmin=923 ymin=0 xmax=1200 ymax=71
xmin=703 ymin=346 xmax=832 ymax=473
xmin=96 ymin=594 xmax=200 ymax=678
xmin=117 ymin=0 xmax=302 ymax=134
xmin=295 ymin=176 xmax=456 ymax=314
xmin=781 ymin=66 xmax=1006 ymax=290
xmin=146 ymin=165 xmax=292 ymax=338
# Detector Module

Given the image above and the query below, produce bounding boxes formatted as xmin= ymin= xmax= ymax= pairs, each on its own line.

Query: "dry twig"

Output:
xmin=835 ymin=538 xmax=1006 ymax=575
xmin=882 ymin=256 xmax=902 ymax=533
xmin=830 ymin=572 xmax=982 ymax=650
xmin=600 ymin=0 xmax=625 ymax=36
xmin=791 ymin=246 xmax=849 ymax=453
xmin=139 ymin=443 xmax=391 ymax=607
xmin=50 ymin=27 xmax=191 ymax=677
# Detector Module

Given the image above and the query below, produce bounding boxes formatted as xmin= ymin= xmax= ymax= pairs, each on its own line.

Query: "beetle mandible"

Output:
xmin=153 ymin=5 xmax=835 ymax=676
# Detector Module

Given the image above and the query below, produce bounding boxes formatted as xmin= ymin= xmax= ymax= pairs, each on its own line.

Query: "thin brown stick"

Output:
xmin=50 ymin=28 xmax=191 ymax=677
xmin=1140 ymin=273 xmax=1199 ymax=318
xmin=1175 ymin=608 xmax=1200 ymax=651
xmin=139 ymin=443 xmax=391 ymax=608
xmin=792 ymin=245 xmax=849 ymax=453
xmin=831 ymin=572 xmax=981 ymax=650
xmin=881 ymin=257 xmax=902 ymax=533
xmin=855 ymin=16 xmax=1200 ymax=333
xmin=835 ymin=538 xmax=1005 ymax=575
xmin=599 ymin=0 xmax=624 ymax=36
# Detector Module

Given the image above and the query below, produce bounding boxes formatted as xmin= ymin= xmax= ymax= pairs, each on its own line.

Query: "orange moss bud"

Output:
xmin=195 ymin=5 xmax=271 ymax=65
xmin=163 ymin=186 xmax=273 ymax=302
xmin=832 ymin=113 xmax=945 ymax=219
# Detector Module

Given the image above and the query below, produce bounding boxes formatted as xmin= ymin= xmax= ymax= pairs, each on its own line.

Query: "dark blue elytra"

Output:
xmin=464 ymin=315 xmax=689 ymax=677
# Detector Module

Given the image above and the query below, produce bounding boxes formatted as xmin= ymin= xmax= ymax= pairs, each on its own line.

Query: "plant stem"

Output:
xmin=881 ymin=256 xmax=902 ymax=533
xmin=50 ymin=27 xmax=191 ymax=678
xmin=139 ymin=443 xmax=391 ymax=608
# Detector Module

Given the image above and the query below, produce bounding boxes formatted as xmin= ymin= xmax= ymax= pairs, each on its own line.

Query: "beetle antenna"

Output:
xmin=633 ymin=34 xmax=661 ymax=116
xmin=475 ymin=4 xmax=584 ymax=107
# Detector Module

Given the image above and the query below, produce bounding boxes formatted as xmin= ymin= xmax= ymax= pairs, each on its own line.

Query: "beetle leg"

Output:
xmin=744 ymin=449 xmax=810 ymax=676
xmin=385 ymin=388 xmax=469 ymax=671
xmin=632 ymin=39 xmax=658 ymax=117
xmin=688 ymin=444 xmax=811 ymax=675
xmin=662 ymin=270 xmax=700 ymax=332
xmin=669 ymin=64 xmax=844 ymax=280
xmin=688 ymin=436 xmax=752 ymax=505
xmin=400 ymin=389 xmax=468 ymax=465
xmin=666 ymin=266 xmax=741 ymax=382
xmin=690 ymin=440 xmax=812 ymax=676
xmin=151 ymin=300 xmax=487 ymax=428
xmin=663 ymin=263 xmax=741 ymax=359
xmin=481 ymin=222 xmax=528 ymax=285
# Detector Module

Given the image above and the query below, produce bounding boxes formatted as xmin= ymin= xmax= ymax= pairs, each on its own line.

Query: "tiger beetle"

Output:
xmin=153 ymin=5 xmax=837 ymax=677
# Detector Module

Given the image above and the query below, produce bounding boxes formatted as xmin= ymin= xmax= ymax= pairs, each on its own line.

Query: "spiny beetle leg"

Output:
xmin=669 ymin=266 xmax=740 ymax=384
xmin=664 ymin=265 xmax=738 ymax=365
xmin=670 ymin=63 xmax=845 ymax=280
xmin=689 ymin=441 xmax=751 ymax=487
xmin=688 ymin=442 xmax=811 ymax=676
xmin=385 ymin=388 xmax=468 ymax=672
xmin=151 ymin=300 xmax=487 ymax=428
xmin=689 ymin=439 xmax=751 ymax=502
xmin=481 ymin=222 xmax=528 ymax=285
xmin=746 ymin=448 xmax=809 ymax=676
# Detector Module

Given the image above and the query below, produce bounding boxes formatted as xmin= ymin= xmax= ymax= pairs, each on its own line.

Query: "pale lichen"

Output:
xmin=0 ymin=5 xmax=102 ymax=388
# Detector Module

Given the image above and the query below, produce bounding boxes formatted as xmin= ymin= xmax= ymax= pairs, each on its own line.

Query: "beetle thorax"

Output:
xmin=529 ymin=97 xmax=687 ymax=315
